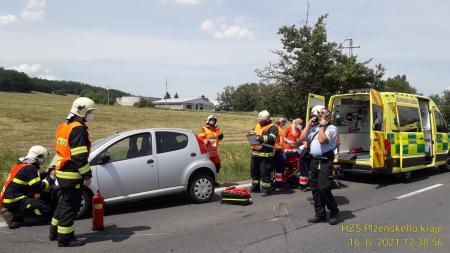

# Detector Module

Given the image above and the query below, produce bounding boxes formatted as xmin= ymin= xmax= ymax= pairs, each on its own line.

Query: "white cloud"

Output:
xmin=164 ymin=0 xmax=203 ymax=5
xmin=201 ymin=16 xmax=255 ymax=40
xmin=8 ymin=64 xmax=59 ymax=80
xmin=0 ymin=0 xmax=45 ymax=26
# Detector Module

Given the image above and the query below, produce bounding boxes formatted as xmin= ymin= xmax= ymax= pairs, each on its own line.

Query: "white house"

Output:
xmin=153 ymin=98 xmax=214 ymax=110
xmin=116 ymin=96 xmax=160 ymax=106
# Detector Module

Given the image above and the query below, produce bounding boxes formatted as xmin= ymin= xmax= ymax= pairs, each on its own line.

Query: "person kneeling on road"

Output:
xmin=299 ymin=106 xmax=340 ymax=225
xmin=0 ymin=145 xmax=53 ymax=229
xmin=249 ymin=110 xmax=278 ymax=196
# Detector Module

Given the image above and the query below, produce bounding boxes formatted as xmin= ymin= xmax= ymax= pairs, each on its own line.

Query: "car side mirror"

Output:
xmin=98 ymin=153 xmax=111 ymax=165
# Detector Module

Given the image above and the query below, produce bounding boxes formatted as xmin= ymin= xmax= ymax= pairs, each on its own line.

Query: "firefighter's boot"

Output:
xmin=1 ymin=208 xmax=21 ymax=229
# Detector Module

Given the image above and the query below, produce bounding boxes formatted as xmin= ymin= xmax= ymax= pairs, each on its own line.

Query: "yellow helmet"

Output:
xmin=70 ymin=97 xmax=96 ymax=118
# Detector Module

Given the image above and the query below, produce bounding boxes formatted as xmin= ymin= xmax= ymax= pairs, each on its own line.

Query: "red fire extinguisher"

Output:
xmin=92 ymin=190 xmax=104 ymax=231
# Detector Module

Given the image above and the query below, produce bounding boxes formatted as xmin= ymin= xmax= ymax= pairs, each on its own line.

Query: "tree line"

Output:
xmin=0 ymin=67 xmax=130 ymax=105
xmin=217 ymin=15 xmax=447 ymax=122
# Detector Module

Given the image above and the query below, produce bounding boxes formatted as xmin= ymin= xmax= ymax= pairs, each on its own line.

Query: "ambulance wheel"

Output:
xmin=189 ymin=174 xmax=215 ymax=204
xmin=401 ymin=171 xmax=412 ymax=182
xmin=438 ymin=163 xmax=449 ymax=172
xmin=77 ymin=189 xmax=93 ymax=219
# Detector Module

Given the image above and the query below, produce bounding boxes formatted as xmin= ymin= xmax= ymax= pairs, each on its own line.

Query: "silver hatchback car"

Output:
xmin=53 ymin=128 xmax=217 ymax=217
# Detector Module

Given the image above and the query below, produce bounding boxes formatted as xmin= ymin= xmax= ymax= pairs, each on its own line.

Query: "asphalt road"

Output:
xmin=1 ymin=168 xmax=450 ymax=253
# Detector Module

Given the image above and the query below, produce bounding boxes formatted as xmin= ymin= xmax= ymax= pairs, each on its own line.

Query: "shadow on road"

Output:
xmin=104 ymin=193 xmax=222 ymax=217
xmin=334 ymin=195 xmax=350 ymax=206
xmin=336 ymin=210 xmax=356 ymax=224
xmin=342 ymin=167 xmax=448 ymax=189
xmin=77 ymin=224 xmax=152 ymax=243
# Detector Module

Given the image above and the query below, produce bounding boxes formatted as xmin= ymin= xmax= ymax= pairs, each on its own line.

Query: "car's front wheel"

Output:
xmin=189 ymin=174 xmax=215 ymax=203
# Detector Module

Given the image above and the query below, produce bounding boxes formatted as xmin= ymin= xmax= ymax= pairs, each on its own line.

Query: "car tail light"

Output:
xmin=384 ymin=139 xmax=391 ymax=157
xmin=196 ymin=135 xmax=208 ymax=154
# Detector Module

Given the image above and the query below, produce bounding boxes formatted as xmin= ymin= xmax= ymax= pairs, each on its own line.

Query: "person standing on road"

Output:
xmin=0 ymin=145 xmax=53 ymax=229
xmin=198 ymin=115 xmax=224 ymax=176
xmin=273 ymin=118 xmax=287 ymax=191
xmin=249 ymin=110 xmax=278 ymax=196
xmin=299 ymin=106 xmax=339 ymax=225
xmin=49 ymin=97 xmax=96 ymax=247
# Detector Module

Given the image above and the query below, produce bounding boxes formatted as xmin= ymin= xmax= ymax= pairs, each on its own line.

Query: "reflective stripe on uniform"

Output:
xmin=78 ymin=164 xmax=91 ymax=174
xmin=12 ymin=178 xmax=27 ymax=185
xmin=58 ymin=225 xmax=75 ymax=234
xmin=51 ymin=218 xmax=59 ymax=226
xmin=269 ymin=133 xmax=276 ymax=140
xmin=263 ymin=136 xmax=268 ymax=143
xmin=251 ymin=151 xmax=273 ymax=157
xmin=34 ymin=209 xmax=42 ymax=216
xmin=55 ymin=170 xmax=82 ymax=180
xmin=28 ymin=177 xmax=40 ymax=186
xmin=75 ymin=184 xmax=81 ymax=189
xmin=261 ymin=182 xmax=271 ymax=189
xmin=3 ymin=195 xmax=26 ymax=203
xmin=252 ymin=180 xmax=260 ymax=185
xmin=274 ymin=173 xmax=283 ymax=182
xmin=71 ymin=146 xmax=88 ymax=156
xmin=42 ymin=179 xmax=50 ymax=190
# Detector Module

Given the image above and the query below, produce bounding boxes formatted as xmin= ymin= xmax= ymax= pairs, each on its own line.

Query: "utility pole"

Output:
xmin=305 ymin=0 xmax=310 ymax=26
xmin=341 ymin=38 xmax=360 ymax=57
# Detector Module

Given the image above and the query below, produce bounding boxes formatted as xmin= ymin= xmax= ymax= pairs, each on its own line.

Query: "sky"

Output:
xmin=1 ymin=0 xmax=450 ymax=100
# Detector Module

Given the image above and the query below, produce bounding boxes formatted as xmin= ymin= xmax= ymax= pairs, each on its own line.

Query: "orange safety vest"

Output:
xmin=55 ymin=121 xmax=90 ymax=170
xmin=0 ymin=163 xmax=29 ymax=208
xmin=274 ymin=126 xmax=284 ymax=149
xmin=251 ymin=123 xmax=274 ymax=151
xmin=200 ymin=126 xmax=221 ymax=163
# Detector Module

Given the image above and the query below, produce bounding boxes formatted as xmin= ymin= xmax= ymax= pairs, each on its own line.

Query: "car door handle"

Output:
xmin=147 ymin=159 xmax=154 ymax=164
xmin=191 ymin=153 xmax=197 ymax=157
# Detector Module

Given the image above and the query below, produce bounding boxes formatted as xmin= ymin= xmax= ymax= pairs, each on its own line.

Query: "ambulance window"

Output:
xmin=372 ymin=104 xmax=383 ymax=131
xmin=397 ymin=106 xmax=422 ymax=132
xmin=434 ymin=111 xmax=447 ymax=133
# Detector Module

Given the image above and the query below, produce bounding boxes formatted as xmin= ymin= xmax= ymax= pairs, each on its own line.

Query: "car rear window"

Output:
xmin=155 ymin=131 xmax=188 ymax=154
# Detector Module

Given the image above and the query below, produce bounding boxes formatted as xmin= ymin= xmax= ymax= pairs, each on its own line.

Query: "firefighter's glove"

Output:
xmin=218 ymin=133 xmax=224 ymax=141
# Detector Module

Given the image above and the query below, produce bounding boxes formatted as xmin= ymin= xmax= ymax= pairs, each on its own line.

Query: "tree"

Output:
xmin=380 ymin=75 xmax=417 ymax=94
xmin=230 ymin=83 xmax=260 ymax=111
xmin=134 ymin=97 xmax=155 ymax=108
xmin=217 ymin=86 xmax=235 ymax=111
xmin=256 ymin=15 xmax=384 ymax=119
xmin=201 ymin=94 xmax=209 ymax=101
xmin=430 ymin=90 xmax=450 ymax=123
xmin=164 ymin=92 xmax=171 ymax=99
xmin=174 ymin=92 xmax=179 ymax=98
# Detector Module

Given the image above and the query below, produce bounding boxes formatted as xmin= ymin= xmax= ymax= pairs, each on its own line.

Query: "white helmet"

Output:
xmin=206 ymin=115 xmax=217 ymax=124
xmin=69 ymin=97 xmax=96 ymax=118
xmin=258 ymin=110 xmax=271 ymax=121
xmin=310 ymin=105 xmax=325 ymax=117
xmin=25 ymin=145 xmax=50 ymax=165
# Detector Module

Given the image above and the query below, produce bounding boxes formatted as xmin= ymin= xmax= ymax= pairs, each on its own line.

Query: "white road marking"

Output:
xmin=396 ymin=184 xmax=444 ymax=199
xmin=215 ymin=183 xmax=252 ymax=193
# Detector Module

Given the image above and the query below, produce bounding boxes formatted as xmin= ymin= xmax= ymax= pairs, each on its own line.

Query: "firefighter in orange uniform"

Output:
xmin=273 ymin=118 xmax=287 ymax=190
xmin=49 ymin=97 xmax=96 ymax=247
xmin=249 ymin=110 xmax=278 ymax=196
xmin=0 ymin=146 xmax=52 ymax=229
xmin=198 ymin=115 xmax=224 ymax=175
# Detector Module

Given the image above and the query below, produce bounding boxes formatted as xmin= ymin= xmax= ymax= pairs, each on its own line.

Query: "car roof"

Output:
xmin=116 ymin=128 xmax=194 ymax=136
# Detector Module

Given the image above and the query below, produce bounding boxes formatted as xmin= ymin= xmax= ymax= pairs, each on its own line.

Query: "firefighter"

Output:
xmin=0 ymin=145 xmax=52 ymax=229
xmin=273 ymin=118 xmax=286 ymax=191
xmin=49 ymin=97 xmax=96 ymax=247
xmin=198 ymin=115 xmax=224 ymax=175
xmin=299 ymin=105 xmax=339 ymax=225
xmin=249 ymin=110 xmax=278 ymax=196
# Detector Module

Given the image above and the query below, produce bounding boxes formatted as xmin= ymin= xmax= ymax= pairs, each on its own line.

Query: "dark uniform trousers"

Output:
xmin=250 ymin=156 xmax=274 ymax=192
xmin=309 ymin=158 xmax=339 ymax=218
xmin=50 ymin=180 xmax=83 ymax=244
xmin=3 ymin=197 xmax=51 ymax=218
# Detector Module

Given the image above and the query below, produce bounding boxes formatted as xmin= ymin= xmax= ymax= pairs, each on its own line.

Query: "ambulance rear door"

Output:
xmin=370 ymin=89 xmax=386 ymax=169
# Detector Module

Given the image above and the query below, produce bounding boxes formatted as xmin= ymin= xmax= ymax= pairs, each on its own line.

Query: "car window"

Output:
xmin=397 ymin=106 xmax=422 ymax=132
xmin=434 ymin=111 xmax=447 ymax=133
xmin=156 ymin=131 xmax=188 ymax=154
xmin=372 ymin=104 xmax=383 ymax=131
xmin=105 ymin=133 xmax=152 ymax=162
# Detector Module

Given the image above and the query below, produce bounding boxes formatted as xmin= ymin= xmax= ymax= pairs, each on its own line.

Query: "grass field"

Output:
xmin=0 ymin=92 xmax=257 ymax=183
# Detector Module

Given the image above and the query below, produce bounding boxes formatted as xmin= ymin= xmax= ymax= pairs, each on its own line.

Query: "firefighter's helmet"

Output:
xmin=25 ymin=145 xmax=50 ymax=165
xmin=70 ymin=97 xmax=96 ymax=118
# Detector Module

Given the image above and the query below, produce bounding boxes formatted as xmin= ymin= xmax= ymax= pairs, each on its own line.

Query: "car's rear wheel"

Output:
xmin=189 ymin=174 xmax=215 ymax=203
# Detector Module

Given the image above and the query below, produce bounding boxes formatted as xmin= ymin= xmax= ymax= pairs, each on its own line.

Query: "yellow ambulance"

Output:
xmin=307 ymin=89 xmax=449 ymax=178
